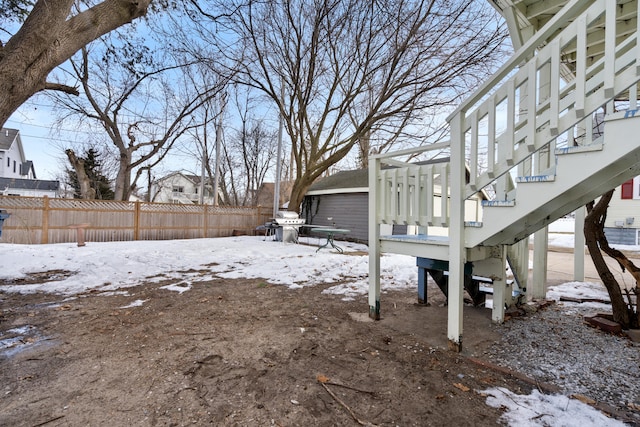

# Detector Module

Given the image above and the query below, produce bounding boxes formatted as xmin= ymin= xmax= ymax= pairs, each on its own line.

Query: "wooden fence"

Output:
xmin=0 ymin=196 xmax=272 ymax=245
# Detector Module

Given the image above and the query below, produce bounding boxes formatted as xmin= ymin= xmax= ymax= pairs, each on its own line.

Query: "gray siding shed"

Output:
xmin=301 ymin=168 xmax=407 ymax=244
xmin=302 ymin=192 xmax=368 ymax=242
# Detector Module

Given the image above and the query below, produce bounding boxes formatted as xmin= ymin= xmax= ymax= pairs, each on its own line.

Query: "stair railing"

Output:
xmin=372 ymin=0 xmax=640 ymax=238
xmin=454 ymin=0 xmax=640 ymax=201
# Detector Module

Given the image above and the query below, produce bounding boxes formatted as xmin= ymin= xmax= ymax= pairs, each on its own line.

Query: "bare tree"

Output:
xmin=199 ymin=0 xmax=508 ymax=211
xmin=0 ymin=0 xmax=155 ymax=129
xmin=585 ymin=191 xmax=640 ymax=329
xmin=181 ymin=88 xmax=279 ymax=207
xmin=51 ymin=44 xmax=225 ymax=200
xmin=226 ymin=90 xmax=277 ymax=206
xmin=184 ymin=101 xmax=219 ymax=204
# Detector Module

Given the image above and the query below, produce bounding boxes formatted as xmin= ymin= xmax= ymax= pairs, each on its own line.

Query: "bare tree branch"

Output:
xmin=198 ymin=0 xmax=508 ymax=211
xmin=585 ymin=191 xmax=639 ymax=328
xmin=42 ymin=82 xmax=80 ymax=96
xmin=50 ymin=39 xmax=227 ymax=200
xmin=0 ymin=0 xmax=153 ymax=128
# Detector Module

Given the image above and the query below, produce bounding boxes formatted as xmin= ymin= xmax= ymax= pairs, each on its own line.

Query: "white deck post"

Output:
xmin=530 ymin=54 xmax=552 ymax=300
xmin=531 ymin=227 xmax=549 ymax=299
xmin=494 ymin=247 xmax=508 ymax=323
xmin=368 ymin=156 xmax=381 ymax=319
xmin=574 ymin=206 xmax=585 ymax=281
xmin=473 ymin=247 xmax=507 ymax=323
xmin=448 ymin=112 xmax=466 ymax=352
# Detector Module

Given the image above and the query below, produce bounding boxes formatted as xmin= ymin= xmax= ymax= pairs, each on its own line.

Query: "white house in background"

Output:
xmin=603 ymin=177 xmax=640 ymax=245
xmin=151 ymin=172 xmax=216 ymax=204
xmin=0 ymin=128 xmax=59 ymax=198
xmin=0 ymin=128 xmax=35 ymax=179
xmin=0 ymin=177 xmax=60 ymax=198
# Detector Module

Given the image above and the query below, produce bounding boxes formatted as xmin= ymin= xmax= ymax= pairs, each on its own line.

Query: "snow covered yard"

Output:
xmin=0 ymin=235 xmax=637 ymax=426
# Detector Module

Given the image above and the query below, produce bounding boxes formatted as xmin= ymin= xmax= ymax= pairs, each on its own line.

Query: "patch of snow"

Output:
xmin=483 ymin=387 xmax=626 ymax=427
xmin=119 ymin=299 xmax=147 ymax=308
xmin=160 ymin=282 xmax=192 ymax=294
xmin=0 ymin=326 xmax=34 ymax=351
xmin=0 ymin=325 xmax=47 ymax=357
xmin=548 ymin=217 xmax=577 ymax=233
xmin=547 ymin=281 xmax=610 ymax=302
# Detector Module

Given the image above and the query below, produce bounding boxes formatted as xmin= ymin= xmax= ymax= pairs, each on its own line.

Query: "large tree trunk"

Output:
xmin=0 ymin=0 xmax=151 ymax=129
xmin=114 ymin=153 xmax=133 ymax=201
xmin=65 ymin=149 xmax=95 ymax=199
xmin=585 ymin=190 xmax=638 ymax=329
xmin=288 ymin=175 xmax=316 ymax=214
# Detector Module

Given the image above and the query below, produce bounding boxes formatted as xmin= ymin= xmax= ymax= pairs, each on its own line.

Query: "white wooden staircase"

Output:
xmin=368 ymin=0 xmax=640 ymax=351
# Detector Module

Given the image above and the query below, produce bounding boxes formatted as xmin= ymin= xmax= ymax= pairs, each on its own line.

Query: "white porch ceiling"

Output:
xmin=489 ymin=0 xmax=639 ymax=82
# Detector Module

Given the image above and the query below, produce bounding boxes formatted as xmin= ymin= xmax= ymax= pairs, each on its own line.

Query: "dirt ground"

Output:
xmin=1 ymin=273 xmax=543 ymax=427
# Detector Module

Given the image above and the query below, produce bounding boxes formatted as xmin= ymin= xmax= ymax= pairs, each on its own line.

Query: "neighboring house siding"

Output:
xmin=4 ymin=188 xmax=56 ymax=198
xmin=302 ymin=192 xmax=408 ymax=243
xmin=604 ymin=189 xmax=640 ymax=228
xmin=602 ymin=184 xmax=640 ymax=244
xmin=1 ymin=129 xmax=35 ymax=180
xmin=152 ymin=172 xmax=215 ymax=205
xmin=604 ymin=227 xmax=637 ymax=246
xmin=0 ymin=178 xmax=59 ymax=198
xmin=156 ymin=174 xmax=196 ymax=204
xmin=3 ymin=142 xmax=23 ymax=179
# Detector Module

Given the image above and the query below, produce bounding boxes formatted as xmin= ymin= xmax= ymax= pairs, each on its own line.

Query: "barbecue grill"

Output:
xmin=273 ymin=211 xmax=305 ymax=243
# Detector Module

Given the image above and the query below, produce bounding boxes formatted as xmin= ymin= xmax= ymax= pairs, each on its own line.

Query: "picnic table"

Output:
xmin=311 ymin=227 xmax=351 ymax=253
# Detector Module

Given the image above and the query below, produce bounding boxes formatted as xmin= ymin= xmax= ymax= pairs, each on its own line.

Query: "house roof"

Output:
xmin=157 ymin=171 xmax=214 ymax=186
xmin=21 ymin=161 xmax=36 ymax=179
xmin=0 ymin=128 xmax=18 ymax=151
xmin=0 ymin=177 xmax=59 ymax=191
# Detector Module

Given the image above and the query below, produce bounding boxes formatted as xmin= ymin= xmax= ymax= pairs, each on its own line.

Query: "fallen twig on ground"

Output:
xmin=32 ymin=415 xmax=65 ymax=427
xmin=317 ymin=374 xmax=378 ymax=427
xmin=323 ymin=380 xmax=376 ymax=396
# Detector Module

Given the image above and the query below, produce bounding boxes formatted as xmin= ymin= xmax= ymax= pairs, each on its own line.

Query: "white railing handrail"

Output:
xmin=459 ymin=0 xmax=632 ymax=199
xmin=446 ymin=0 xmax=592 ymax=122
xmin=370 ymin=140 xmax=450 ymax=162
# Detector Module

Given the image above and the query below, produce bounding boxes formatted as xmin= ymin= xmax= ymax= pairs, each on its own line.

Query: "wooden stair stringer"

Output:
xmin=466 ymin=114 xmax=640 ymax=247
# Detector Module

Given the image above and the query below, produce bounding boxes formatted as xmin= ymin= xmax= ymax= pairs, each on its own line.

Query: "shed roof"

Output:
xmin=307 ymin=157 xmax=452 ymax=194
xmin=309 ymin=169 xmax=369 ymax=193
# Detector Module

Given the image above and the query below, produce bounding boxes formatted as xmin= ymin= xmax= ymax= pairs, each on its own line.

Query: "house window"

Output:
xmin=621 ymin=178 xmax=640 ymax=199
xmin=13 ymin=160 xmax=16 ymax=173
xmin=6 ymin=157 xmax=9 ymax=167
xmin=173 ymin=186 xmax=184 ymax=193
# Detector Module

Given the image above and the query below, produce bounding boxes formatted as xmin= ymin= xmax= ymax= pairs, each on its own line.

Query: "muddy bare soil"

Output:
xmin=0 ymin=277 xmax=536 ymax=426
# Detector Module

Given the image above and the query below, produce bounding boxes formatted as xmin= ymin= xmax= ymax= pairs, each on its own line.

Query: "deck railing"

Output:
xmin=371 ymin=0 xmax=640 ymax=239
